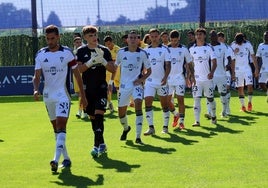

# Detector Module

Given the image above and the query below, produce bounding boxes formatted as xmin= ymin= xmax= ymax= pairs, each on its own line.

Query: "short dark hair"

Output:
xmin=235 ymin=32 xmax=244 ymax=44
xmin=195 ymin=28 xmax=206 ymax=35
xmin=104 ymin=36 xmax=113 ymax=42
xmin=45 ymin=25 xmax=59 ymax=35
xmin=149 ymin=28 xmax=160 ymax=34
xmin=73 ymin=37 xmax=82 ymax=42
xmin=187 ymin=30 xmax=195 ymax=35
xmin=169 ymin=30 xmax=180 ymax=38
xmin=82 ymin=25 xmax=98 ymax=35
xmin=217 ymin=32 xmax=225 ymax=38
xmin=160 ymin=31 xmax=169 ymax=37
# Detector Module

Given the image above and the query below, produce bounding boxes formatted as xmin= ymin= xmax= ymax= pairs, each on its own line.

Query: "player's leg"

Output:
xmin=144 ymin=83 xmax=156 ymax=135
xmin=245 ymin=73 xmax=254 ymax=111
xmin=259 ymin=72 xmax=268 ymax=102
xmin=204 ymin=81 xmax=217 ymax=124
xmin=236 ymin=73 xmax=246 ymax=111
xmin=133 ymin=85 xmax=144 ymax=144
xmin=118 ymin=88 xmax=131 ymax=141
xmin=158 ymin=85 xmax=170 ymax=134
xmin=192 ymin=84 xmax=202 ymax=126
xmin=168 ymin=85 xmax=179 ymax=127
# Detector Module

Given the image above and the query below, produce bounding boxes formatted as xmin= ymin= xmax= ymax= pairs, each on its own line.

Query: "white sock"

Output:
xmin=239 ymin=97 xmax=245 ymax=106
xmin=55 ymin=133 xmax=69 ymax=160
xmin=53 ymin=132 xmax=66 ymax=162
xmin=146 ymin=108 xmax=154 ymax=127
xmin=179 ymin=113 xmax=185 ymax=124
xmin=220 ymin=94 xmax=227 ymax=113
xmin=163 ymin=109 xmax=170 ymax=127
xmin=208 ymin=100 xmax=216 ymax=117
xmin=136 ymin=115 xmax=143 ymax=138
xmin=206 ymin=98 xmax=211 ymax=115
xmin=194 ymin=97 xmax=201 ymax=122
xmin=120 ymin=116 xmax=129 ymax=130
xmin=248 ymin=95 xmax=252 ymax=103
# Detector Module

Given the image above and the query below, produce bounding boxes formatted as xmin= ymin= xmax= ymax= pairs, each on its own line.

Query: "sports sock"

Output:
xmin=136 ymin=114 xmax=143 ymax=138
xmin=179 ymin=113 xmax=185 ymax=124
xmin=120 ymin=116 xmax=129 ymax=131
xmin=53 ymin=132 xmax=66 ymax=162
xmin=248 ymin=95 xmax=252 ymax=103
xmin=145 ymin=106 xmax=154 ymax=127
xmin=239 ymin=96 xmax=245 ymax=106
xmin=194 ymin=97 xmax=201 ymax=122
xmin=162 ymin=108 xmax=170 ymax=127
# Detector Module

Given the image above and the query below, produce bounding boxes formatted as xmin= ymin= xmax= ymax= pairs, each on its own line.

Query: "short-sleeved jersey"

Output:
xmin=256 ymin=43 xmax=268 ymax=73
xmin=211 ymin=42 xmax=229 ymax=77
xmin=144 ymin=44 xmax=171 ymax=85
xmin=115 ymin=47 xmax=150 ymax=88
xmin=110 ymin=44 xmax=121 ymax=61
xmin=189 ymin=43 xmax=217 ymax=81
xmin=35 ymin=45 xmax=76 ymax=102
xmin=76 ymin=44 xmax=112 ymax=88
xmin=230 ymin=41 xmax=254 ymax=73
xmin=167 ymin=44 xmax=191 ymax=82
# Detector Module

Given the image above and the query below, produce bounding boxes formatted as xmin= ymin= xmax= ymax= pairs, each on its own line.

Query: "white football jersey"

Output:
xmin=189 ymin=44 xmax=217 ymax=81
xmin=35 ymin=46 xmax=77 ymax=102
xmin=256 ymin=43 xmax=268 ymax=73
xmin=211 ymin=43 xmax=229 ymax=77
xmin=231 ymin=41 xmax=254 ymax=73
xmin=144 ymin=44 xmax=171 ymax=85
xmin=115 ymin=47 xmax=151 ymax=88
xmin=168 ymin=44 xmax=191 ymax=84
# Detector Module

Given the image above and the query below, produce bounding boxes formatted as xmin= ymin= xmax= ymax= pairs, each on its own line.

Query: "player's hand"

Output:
xmin=33 ymin=90 xmax=39 ymax=101
xmin=80 ymin=96 xmax=88 ymax=109
xmin=85 ymin=55 xmax=100 ymax=68
xmin=254 ymin=70 xmax=259 ymax=78
xmin=95 ymin=48 xmax=104 ymax=56
xmin=161 ymin=78 xmax=167 ymax=85
xmin=207 ymin=72 xmax=214 ymax=80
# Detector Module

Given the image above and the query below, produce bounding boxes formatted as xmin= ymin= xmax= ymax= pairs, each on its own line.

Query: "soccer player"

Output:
xmin=217 ymin=31 xmax=235 ymax=115
xmin=143 ymin=28 xmax=171 ymax=134
xmin=72 ymin=36 xmax=88 ymax=119
xmin=187 ymin=30 xmax=196 ymax=49
xmin=167 ymin=30 xmax=192 ymax=130
xmin=76 ymin=25 xmax=116 ymax=158
xmin=256 ymin=31 xmax=268 ymax=102
xmin=104 ymin=36 xmax=121 ymax=113
xmin=33 ymin=25 xmax=87 ymax=172
xmin=188 ymin=28 xmax=217 ymax=126
xmin=160 ymin=31 xmax=170 ymax=46
xmin=206 ymin=30 xmax=232 ymax=117
xmin=230 ymin=33 xmax=259 ymax=111
xmin=116 ymin=31 xmax=151 ymax=144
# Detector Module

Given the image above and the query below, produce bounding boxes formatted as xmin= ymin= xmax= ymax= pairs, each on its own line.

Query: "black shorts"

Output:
xmin=85 ymin=82 xmax=108 ymax=116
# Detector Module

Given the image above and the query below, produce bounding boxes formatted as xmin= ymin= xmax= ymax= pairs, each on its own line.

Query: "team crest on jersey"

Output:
xmin=44 ymin=58 xmax=48 ymax=62
xmin=179 ymin=52 xmax=182 ymax=56
xmin=171 ymin=58 xmax=177 ymax=64
xmin=60 ymin=57 xmax=64 ymax=62
xmin=158 ymin=52 xmax=162 ymax=56
xmin=123 ymin=56 xmax=128 ymax=60
xmin=193 ymin=51 xmax=196 ymax=54
xmin=136 ymin=57 xmax=140 ymax=62
xmin=151 ymin=58 xmax=157 ymax=65
xmin=204 ymin=50 xmax=207 ymax=54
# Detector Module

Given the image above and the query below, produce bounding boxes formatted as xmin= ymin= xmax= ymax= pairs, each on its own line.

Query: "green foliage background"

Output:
xmin=0 ymin=21 xmax=268 ymax=66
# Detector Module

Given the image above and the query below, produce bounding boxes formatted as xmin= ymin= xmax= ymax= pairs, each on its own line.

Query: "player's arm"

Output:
xmin=186 ymin=62 xmax=196 ymax=86
xmin=251 ymin=54 xmax=259 ymax=78
xmin=208 ymin=58 xmax=217 ymax=79
xmin=73 ymin=66 xmax=88 ymax=108
xmin=33 ymin=69 xmax=42 ymax=101
xmin=162 ymin=60 xmax=171 ymax=85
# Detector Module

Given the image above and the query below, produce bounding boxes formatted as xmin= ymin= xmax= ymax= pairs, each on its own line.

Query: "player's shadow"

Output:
xmin=124 ymin=140 xmax=176 ymax=154
xmin=152 ymin=133 xmax=199 ymax=145
xmin=201 ymin=123 xmax=244 ymax=135
xmin=248 ymin=110 xmax=268 ymax=117
xmin=0 ymin=139 xmax=4 ymax=142
xmin=179 ymin=128 xmax=216 ymax=138
xmin=93 ymin=153 xmax=140 ymax=172
xmin=51 ymin=168 xmax=104 ymax=187
xmin=227 ymin=114 xmax=257 ymax=125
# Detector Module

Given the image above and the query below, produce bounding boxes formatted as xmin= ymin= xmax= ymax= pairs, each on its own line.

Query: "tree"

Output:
xmin=44 ymin=11 xmax=62 ymax=27
xmin=0 ymin=3 xmax=31 ymax=29
xmin=144 ymin=6 xmax=171 ymax=24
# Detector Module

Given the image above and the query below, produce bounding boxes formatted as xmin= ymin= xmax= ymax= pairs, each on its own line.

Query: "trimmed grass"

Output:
xmin=0 ymin=91 xmax=267 ymax=188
